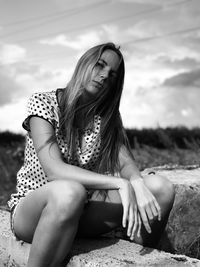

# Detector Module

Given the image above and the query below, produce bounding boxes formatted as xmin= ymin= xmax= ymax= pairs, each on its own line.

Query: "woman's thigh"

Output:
xmin=13 ymin=183 xmax=54 ymax=242
xmin=13 ymin=180 xmax=86 ymax=242
xmin=77 ymin=189 xmax=123 ymax=237
xmin=77 ymin=174 xmax=174 ymax=238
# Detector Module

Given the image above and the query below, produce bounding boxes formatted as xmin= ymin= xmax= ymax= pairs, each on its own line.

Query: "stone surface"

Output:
xmin=1 ymin=209 xmax=200 ymax=266
xmin=69 ymin=238 xmax=200 ymax=267
xmin=103 ymin=167 xmax=200 ymax=259
xmin=0 ymin=209 xmax=29 ymax=267
xmin=0 ymin=208 xmax=200 ymax=266
xmin=0 ymin=167 xmax=200 ymax=266
xmin=143 ymin=167 xmax=200 ymax=259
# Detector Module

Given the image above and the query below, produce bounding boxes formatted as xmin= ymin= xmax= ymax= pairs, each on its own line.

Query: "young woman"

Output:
xmin=8 ymin=43 xmax=175 ymax=267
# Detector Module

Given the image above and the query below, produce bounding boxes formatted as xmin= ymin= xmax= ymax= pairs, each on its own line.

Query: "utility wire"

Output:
xmin=1 ymin=0 xmax=190 ymax=43
xmin=123 ymin=25 xmax=200 ymax=45
xmin=26 ymin=23 xmax=200 ymax=65
xmin=26 ymin=21 xmax=200 ymax=64
xmin=1 ymin=0 xmax=194 ymax=64
xmin=0 ymin=6 xmax=159 ymax=42
xmin=1 ymin=0 xmax=108 ymax=27
xmin=0 ymin=0 xmax=108 ymax=39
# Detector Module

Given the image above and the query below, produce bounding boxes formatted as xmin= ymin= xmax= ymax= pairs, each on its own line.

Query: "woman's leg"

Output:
xmin=137 ymin=174 xmax=175 ymax=247
xmin=77 ymin=174 xmax=175 ymax=248
xmin=13 ymin=180 xmax=86 ymax=267
xmin=77 ymin=189 xmax=123 ymax=237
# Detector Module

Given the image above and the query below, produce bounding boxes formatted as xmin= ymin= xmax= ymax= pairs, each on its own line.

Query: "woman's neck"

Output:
xmin=74 ymin=109 xmax=94 ymax=130
xmin=74 ymin=93 xmax=96 ymax=130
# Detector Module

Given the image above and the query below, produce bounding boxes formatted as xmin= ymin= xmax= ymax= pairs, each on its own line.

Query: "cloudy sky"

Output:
xmin=0 ymin=0 xmax=200 ymax=133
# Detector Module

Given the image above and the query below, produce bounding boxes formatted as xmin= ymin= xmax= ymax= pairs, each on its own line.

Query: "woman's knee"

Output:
xmin=143 ymin=174 xmax=175 ymax=208
xmin=47 ymin=180 xmax=87 ymax=222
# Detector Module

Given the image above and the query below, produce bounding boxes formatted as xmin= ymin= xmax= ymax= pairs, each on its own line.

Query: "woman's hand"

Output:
xmin=131 ymin=178 xmax=161 ymax=234
xmin=118 ymin=179 xmax=142 ymax=240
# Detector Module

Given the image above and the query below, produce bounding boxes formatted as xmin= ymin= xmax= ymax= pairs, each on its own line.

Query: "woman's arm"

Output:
xmin=119 ymin=145 xmax=161 ymax=234
xmin=30 ymin=116 xmax=142 ymax=240
xmin=30 ymin=116 xmax=126 ymax=190
xmin=118 ymin=145 xmax=142 ymax=181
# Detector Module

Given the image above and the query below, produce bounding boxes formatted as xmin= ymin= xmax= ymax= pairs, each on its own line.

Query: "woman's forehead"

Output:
xmin=99 ymin=49 xmax=120 ymax=71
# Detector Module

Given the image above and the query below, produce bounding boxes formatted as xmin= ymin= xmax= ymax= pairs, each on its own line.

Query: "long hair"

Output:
xmin=58 ymin=42 xmax=134 ymax=174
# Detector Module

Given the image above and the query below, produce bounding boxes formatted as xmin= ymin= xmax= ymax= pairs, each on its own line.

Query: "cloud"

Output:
xmin=14 ymin=64 xmax=71 ymax=94
xmin=125 ymin=20 xmax=160 ymax=41
xmin=162 ymin=86 xmax=200 ymax=127
xmin=39 ymin=24 xmax=140 ymax=54
xmin=0 ymin=99 xmax=28 ymax=133
xmin=181 ymin=108 xmax=192 ymax=117
xmin=0 ymin=70 xmax=22 ymax=106
xmin=163 ymin=69 xmax=200 ymax=88
xmin=101 ymin=24 xmax=121 ymax=43
xmin=156 ymin=56 xmax=200 ymax=70
xmin=0 ymin=43 xmax=28 ymax=106
xmin=0 ymin=43 xmax=26 ymax=65
xmin=11 ymin=63 xmax=41 ymax=75
xmin=121 ymin=82 xmax=200 ymax=129
xmin=0 ymin=59 xmax=72 ymax=108
xmin=115 ymin=0 xmax=169 ymax=5
xmin=120 ymin=0 xmax=200 ymax=61
xmin=120 ymin=85 xmax=170 ymax=128
xmin=39 ymin=31 xmax=102 ymax=50
xmin=1 ymin=0 xmax=199 ymax=131
xmin=0 ymin=57 xmax=74 ymax=132
xmin=0 ymin=48 xmax=74 ymax=131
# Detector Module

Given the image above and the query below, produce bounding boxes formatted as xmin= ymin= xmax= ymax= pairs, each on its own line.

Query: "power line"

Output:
xmin=0 ymin=7 xmax=158 ymax=42
xmin=1 ymin=0 xmax=108 ymax=27
xmin=25 ymin=23 xmax=200 ymax=65
xmin=24 ymin=2 xmax=197 ymax=63
xmin=1 ymin=0 xmax=190 ymax=43
xmin=122 ymin=25 xmax=200 ymax=46
xmin=0 ymin=0 xmax=108 ymax=39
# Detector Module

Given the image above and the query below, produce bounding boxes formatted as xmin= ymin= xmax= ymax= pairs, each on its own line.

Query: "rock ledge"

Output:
xmin=0 ymin=167 xmax=200 ymax=266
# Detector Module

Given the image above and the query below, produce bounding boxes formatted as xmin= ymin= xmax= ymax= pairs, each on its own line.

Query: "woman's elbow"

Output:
xmin=37 ymin=148 xmax=64 ymax=181
xmin=41 ymin=161 xmax=63 ymax=182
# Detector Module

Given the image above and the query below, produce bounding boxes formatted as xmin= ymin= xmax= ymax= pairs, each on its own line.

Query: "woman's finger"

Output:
xmin=130 ymin=211 xmax=138 ymax=240
xmin=139 ymin=207 xmax=151 ymax=233
xmin=153 ymin=199 xmax=161 ymax=221
xmin=127 ymin=208 xmax=134 ymax=237
xmin=149 ymin=200 xmax=158 ymax=218
xmin=137 ymin=213 xmax=142 ymax=237
xmin=145 ymin=205 xmax=154 ymax=221
xmin=122 ymin=203 xmax=129 ymax=228
xmin=149 ymin=194 xmax=161 ymax=221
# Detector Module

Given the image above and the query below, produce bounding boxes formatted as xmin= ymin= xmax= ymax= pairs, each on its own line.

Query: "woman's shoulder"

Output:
xmin=27 ymin=90 xmax=60 ymax=112
xmin=23 ymin=90 xmax=60 ymax=131
xmin=30 ymin=90 xmax=57 ymax=103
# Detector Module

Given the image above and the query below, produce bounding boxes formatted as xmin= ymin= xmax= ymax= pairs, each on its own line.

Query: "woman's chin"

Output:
xmin=83 ymin=88 xmax=99 ymax=99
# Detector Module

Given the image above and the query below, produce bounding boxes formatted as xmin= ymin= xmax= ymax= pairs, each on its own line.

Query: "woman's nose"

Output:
xmin=100 ymin=70 xmax=109 ymax=80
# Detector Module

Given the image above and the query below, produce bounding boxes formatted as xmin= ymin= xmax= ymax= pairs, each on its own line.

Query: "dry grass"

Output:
xmin=0 ymin=142 xmax=199 ymax=207
xmin=133 ymin=146 xmax=200 ymax=171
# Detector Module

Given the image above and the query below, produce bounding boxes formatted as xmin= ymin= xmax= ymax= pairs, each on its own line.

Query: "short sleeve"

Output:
xmin=22 ymin=92 xmax=58 ymax=131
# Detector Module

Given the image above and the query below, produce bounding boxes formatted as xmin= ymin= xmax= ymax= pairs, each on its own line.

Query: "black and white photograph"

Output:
xmin=0 ymin=0 xmax=200 ymax=266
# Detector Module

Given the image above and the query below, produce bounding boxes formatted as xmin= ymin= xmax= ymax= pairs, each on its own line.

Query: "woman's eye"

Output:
xmin=96 ymin=62 xmax=104 ymax=68
xmin=110 ymin=72 xmax=117 ymax=79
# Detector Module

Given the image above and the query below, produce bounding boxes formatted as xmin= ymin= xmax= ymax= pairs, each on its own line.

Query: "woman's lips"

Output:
xmin=92 ymin=80 xmax=103 ymax=88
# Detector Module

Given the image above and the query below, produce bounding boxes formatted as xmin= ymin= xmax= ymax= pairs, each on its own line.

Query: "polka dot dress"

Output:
xmin=7 ymin=90 xmax=101 ymax=210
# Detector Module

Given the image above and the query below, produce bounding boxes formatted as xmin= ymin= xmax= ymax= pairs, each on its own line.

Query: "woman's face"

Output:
xmin=83 ymin=49 xmax=120 ymax=98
